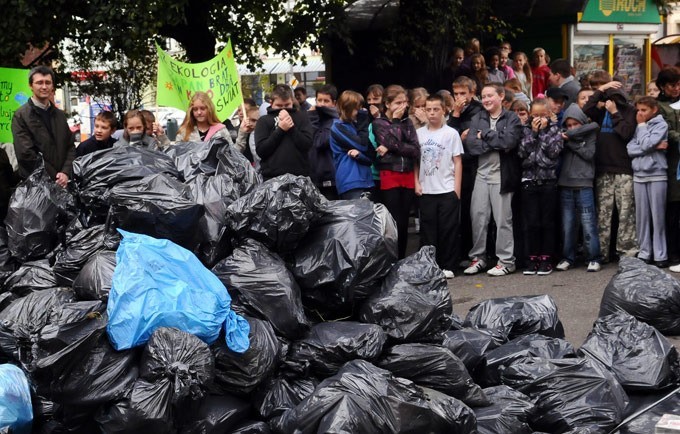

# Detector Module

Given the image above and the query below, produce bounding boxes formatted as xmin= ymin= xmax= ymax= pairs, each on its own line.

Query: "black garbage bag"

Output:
xmin=0 ymin=288 xmax=76 ymax=364
xmin=32 ymin=300 xmax=108 ymax=379
xmin=48 ymin=335 xmax=139 ymax=407
xmin=617 ymin=389 xmax=680 ymax=434
xmin=376 ymin=343 xmax=489 ymax=407
xmin=421 ymin=387 xmax=478 ymax=433
xmin=0 ymin=227 xmax=17 ymax=286
xmin=464 ymin=294 xmax=565 ymax=342
xmin=474 ymin=385 xmax=536 ymax=434
xmin=286 ymin=321 xmax=387 ymax=377
xmin=165 ymin=138 xmax=228 ymax=182
xmin=4 ymin=259 xmax=57 ymax=296
xmin=95 ymin=378 xmax=176 ymax=434
xmin=580 ymin=312 xmax=680 ymax=391
xmin=480 ymin=334 xmax=576 ymax=386
xmin=359 ymin=246 xmax=452 ymax=342
xmin=225 ymin=174 xmax=323 ymax=254
xmin=72 ymin=250 xmax=116 ymax=301
xmin=442 ymin=328 xmax=500 ymax=373
xmin=5 ymin=168 xmax=75 ymax=262
xmin=140 ymin=327 xmax=215 ymax=403
xmin=211 ymin=317 xmax=281 ymax=396
xmin=253 ymin=374 xmax=318 ymax=421
xmin=73 ymin=146 xmax=180 ymax=220
xmin=212 ymin=239 xmax=310 ymax=340
xmin=187 ymin=173 xmax=239 ymax=267
xmin=179 ymin=394 xmax=252 ymax=434
xmin=107 ymin=174 xmax=204 ymax=250
xmin=501 ymin=357 xmax=629 ymax=433
xmin=599 ymin=257 xmax=680 ymax=335
xmin=276 ymin=359 xmax=472 ymax=433
xmin=230 ymin=420 xmax=271 ymax=434
xmin=51 ymin=224 xmax=111 ymax=286
xmin=291 ymin=200 xmax=398 ymax=311
xmin=215 ymin=140 xmax=261 ymax=196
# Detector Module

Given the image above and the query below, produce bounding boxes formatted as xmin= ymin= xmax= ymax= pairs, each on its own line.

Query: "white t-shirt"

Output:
xmin=417 ymin=124 xmax=464 ymax=194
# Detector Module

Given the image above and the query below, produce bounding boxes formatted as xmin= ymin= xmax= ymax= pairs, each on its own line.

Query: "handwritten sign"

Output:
xmin=0 ymin=67 xmax=31 ymax=143
xmin=156 ymin=39 xmax=243 ymax=122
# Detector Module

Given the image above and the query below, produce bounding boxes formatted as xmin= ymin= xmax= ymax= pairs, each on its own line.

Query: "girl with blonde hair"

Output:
xmin=177 ymin=91 xmax=233 ymax=143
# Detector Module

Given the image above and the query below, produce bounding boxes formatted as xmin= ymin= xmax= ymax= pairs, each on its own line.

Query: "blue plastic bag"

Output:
xmin=0 ymin=364 xmax=32 ymax=434
xmin=107 ymin=230 xmax=250 ymax=352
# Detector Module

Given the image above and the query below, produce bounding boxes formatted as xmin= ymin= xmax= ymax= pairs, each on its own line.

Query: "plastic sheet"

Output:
xmin=225 ymin=174 xmax=323 ymax=254
xmin=376 ymin=343 xmax=489 ymax=407
xmin=474 ymin=385 xmax=535 ymax=434
xmin=212 ymin=317 xmax=281 ymax=396
xmin=0 ymin=364 xmax=32 ymax=434
xmin=5 ymin=168 xmax=75 ymax=262
xmin=501 ymin=357 xmax=629 ymax=433
xmin=599 ymin=257 xmax=680 ymax=335
xmin=464 ymin=294 xmax=565 ymax=343
xmin=215 ymin=140 xmax=261 ymax=197
xmin=359 ymin=246 xmax=452 ymax=342
xmin=180 ymin=394 xmax=252 ymax=434
xmin=0 ymin=228 xmax=17 ymax=286
xmin=106 ymin=230 xmax=249 ymax=352
xmin=4 ymin=259 xmax=57 ymax=296
xmin=276 ymin=359 xmax=474 ymax=433
xmin=72 ymin=146 xmax=180 ymax=220
xmin=72 ymin=250 xmax=116 ymax=301
xmin=212 ymin=239 xmax=310 ymax=340
xmin=253 ymin=375 xmax=318 ymax=421
xmin=580 ymin=312 xmax=680 ymax=391
xmin=480 ymin=334 xmax=576 ymax=386
xmin=165 ymin=138 xmax=227 ymax=182
xmin=421 ymin=387 xmax=478 ymax=433
xmin=291 ymin=200 xmax=397 ymax=313
xmin=286 ymin=321 xmax=386 ymax=377
xmin=107 ymin=174 xmax=204 ymax=250
xmin=442 ymin=328 xmax=500 ymax=373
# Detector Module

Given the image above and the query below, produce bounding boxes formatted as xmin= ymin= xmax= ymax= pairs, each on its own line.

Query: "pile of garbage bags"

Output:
xmin=1 ymin=138 xmax=680 ymax=433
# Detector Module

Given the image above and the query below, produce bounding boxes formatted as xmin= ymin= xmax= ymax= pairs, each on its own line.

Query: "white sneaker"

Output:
xmin=556 ymin=260 xmax=571 ymax=271
xmin=487 ymin=263 xmax=516 ymax=276
xmin=443 ymin=269 xmax=455 ymax=279
xmin=464 ymin=259 xmax=486 ymax=275
xmin=670 ymin=264 xmax=680 ymax=273
xmin=587 ymin=261 xmax=601 ymax=272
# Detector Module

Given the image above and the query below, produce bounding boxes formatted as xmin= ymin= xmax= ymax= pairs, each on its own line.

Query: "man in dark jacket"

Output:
xmin=308 ymin=84 xmax=339 ymax=199
xmin=463 ymin=83 xmax=522 ymax=276
xmin=255 ymin=84 xmax=314 ymax=180
xmin=11 ymin=65 xmax=75 ymax=187
xmin=583 ymin=72 xmax=638 ymax=262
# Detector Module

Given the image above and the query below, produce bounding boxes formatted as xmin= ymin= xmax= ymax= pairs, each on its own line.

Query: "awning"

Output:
xmin=238 ymin=56 xmax=325 ymax=76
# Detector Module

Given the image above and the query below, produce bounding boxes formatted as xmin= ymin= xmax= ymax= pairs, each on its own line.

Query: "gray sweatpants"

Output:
xmin=469 ymin=179 xmax=515 ymax=265
xmin=634 ymin=180 xmax=667 ymax=261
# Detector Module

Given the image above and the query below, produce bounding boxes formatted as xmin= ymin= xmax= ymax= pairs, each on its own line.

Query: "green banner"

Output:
xmin=581 ymin=0 xmax=660 ymax=24
xmin=156 ymin=40 xmax=243 ymax=122
xmin=0 ymin=67 xmax=31 ymax=143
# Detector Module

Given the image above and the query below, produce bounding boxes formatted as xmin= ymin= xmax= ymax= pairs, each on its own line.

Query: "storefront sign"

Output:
xmin=580 ymin=0 xmax=661 ymax=24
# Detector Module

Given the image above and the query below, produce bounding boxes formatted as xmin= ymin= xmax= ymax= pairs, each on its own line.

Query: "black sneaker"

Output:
xmin=537 ymin=260 xmax=553 ymax=275
xmin=523 ymin=260 xmax=539 ymax=275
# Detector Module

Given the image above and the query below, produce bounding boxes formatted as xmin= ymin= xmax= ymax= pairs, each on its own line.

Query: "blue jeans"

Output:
xmin=561 ymin=187 xmax=601 ymax=263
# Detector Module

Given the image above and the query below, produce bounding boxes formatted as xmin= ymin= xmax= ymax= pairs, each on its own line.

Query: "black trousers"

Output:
xmin=521 ymin=181 xmax=558 ymax=259
xmin=383 ymin=187 xmax=416 ymax=259
xmin=667 ymin=201 xmax=680 ymax=262
xmin=419 ymin=191 xmax=460 ymax=271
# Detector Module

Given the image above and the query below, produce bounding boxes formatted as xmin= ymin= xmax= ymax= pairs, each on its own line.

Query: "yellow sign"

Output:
xmin=581 ymin=0 xmax=660 ymax=23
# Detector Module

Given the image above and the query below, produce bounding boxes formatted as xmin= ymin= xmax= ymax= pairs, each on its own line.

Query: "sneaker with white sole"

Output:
xmin=443 ymin=269 xmax=455 ymax=279
xmin=487 ymin=263 xmax=516 ymax=276
xmin=556 ymin=260 xmax=571 ymax=271
xmin=671 ymin=264 xmax=680 ymax=273
xmin=587 ymin=261 xmax=601 ymax=272
xmin=464 ymin=259 xmax=486 ymax=275
xmin=523 ymin=258 xmax=539 ymax=275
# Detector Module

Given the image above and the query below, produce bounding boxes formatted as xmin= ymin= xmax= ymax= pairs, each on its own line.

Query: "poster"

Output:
xmin=156 ymin=39 xmax=243 ymax=122
xmin=0 ymin=67 xmax=31 ymax=143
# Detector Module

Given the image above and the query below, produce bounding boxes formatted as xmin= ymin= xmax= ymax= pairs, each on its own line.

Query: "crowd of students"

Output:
xmin=48 ymin=42 xmax=680 ymax=280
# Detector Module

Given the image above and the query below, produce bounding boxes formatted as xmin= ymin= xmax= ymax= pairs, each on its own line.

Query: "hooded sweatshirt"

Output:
xmin=626 ymin=113 xmax=668 ymax=181
xmin=559 ymin=104 xmax=599 ymax=188
xmin=583 ymin=87 xmax=636 ymax=176
xmin=308 ymin=106 xmax=339 ymax=188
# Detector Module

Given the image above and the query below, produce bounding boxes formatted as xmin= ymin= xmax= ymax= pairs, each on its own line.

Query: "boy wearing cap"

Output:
xmin=546 ymin=87 xmax=569 ymax=125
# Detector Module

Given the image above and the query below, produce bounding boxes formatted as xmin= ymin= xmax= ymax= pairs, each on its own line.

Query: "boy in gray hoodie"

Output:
xmin=627 ymin=96 xmax=669 ymax=267
xmin=557 ymin=104 xmax=602 ymax=272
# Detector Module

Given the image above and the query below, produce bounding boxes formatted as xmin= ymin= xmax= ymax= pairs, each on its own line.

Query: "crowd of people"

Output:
xmin=9 ymin=43 xmax=680 ymax=279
